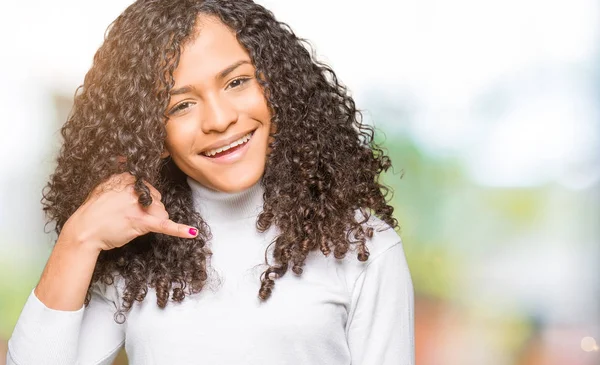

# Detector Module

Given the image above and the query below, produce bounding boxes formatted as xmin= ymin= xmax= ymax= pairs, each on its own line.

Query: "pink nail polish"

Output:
xmin=189 ymin=228 xmax=198 ymax=236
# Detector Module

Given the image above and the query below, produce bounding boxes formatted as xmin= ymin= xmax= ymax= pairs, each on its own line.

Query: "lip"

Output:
xmin=199 ymin=130 xmax=254 ymax=164
xmin=200 ymin=129 xmax=256 ymax=154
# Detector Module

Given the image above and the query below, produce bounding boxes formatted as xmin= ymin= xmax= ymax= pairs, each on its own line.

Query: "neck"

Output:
xmin=186 ymin=177 xmax=265 ymax=224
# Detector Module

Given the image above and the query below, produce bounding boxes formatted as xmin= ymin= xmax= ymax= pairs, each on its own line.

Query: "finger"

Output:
xmin=143 ymin=200 xmax=168 ymax=220
xmin=142 ymin=181 xmax=162 ymax=202
xmin=143 ymin=215 xmax=198 ymax=239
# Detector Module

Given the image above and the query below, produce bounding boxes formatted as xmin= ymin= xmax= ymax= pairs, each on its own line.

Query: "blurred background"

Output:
xmin=0 ymin=0 xmax=598 ymax=364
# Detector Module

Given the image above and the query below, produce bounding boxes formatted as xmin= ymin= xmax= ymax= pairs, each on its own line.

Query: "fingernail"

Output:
xmin=189 ymin=228 xmax=198 ymax=236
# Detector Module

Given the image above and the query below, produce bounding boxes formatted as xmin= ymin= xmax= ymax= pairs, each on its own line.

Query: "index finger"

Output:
xmin=143 ymin=215 xmax=198 ymax=239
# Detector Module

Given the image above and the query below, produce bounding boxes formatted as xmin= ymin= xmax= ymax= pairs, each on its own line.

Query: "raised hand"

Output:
xmin=61 ymin=172 xmax=198 ymax=252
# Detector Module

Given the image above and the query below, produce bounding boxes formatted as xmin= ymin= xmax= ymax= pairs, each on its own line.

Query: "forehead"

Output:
xmin=173 ymin=15 xmax=252 ymax=83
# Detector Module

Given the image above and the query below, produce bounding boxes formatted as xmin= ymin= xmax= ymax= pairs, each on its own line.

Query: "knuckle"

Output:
xmin=110 ymin=173 xmax=124 ymax=184
xmin=117 ymin=173 xmax=135 ymax=186
xmin=159 ymin=218 xmax=171 ymax=231
xmin=147 ymin=185 xmax=162 ymax=201
xmin=155 ymin=202 xmax=167 ymax=212
xmin=151 ymin=193 xmax=162 ymax=204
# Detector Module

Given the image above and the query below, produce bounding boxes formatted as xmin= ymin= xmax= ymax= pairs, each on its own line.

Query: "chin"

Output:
xmin=204 ymin=167 xmax=264 ymax=193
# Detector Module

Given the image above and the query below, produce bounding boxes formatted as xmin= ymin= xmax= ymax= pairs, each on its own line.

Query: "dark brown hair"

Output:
xmin=42 ymin=0 xmax=397 ymax=321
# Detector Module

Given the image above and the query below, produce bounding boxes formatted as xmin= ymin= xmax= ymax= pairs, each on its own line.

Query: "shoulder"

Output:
xmin=352 ymin=209 xmax=403 ymax=259
xmin=336 ymin=210 xmax=405 ymax=283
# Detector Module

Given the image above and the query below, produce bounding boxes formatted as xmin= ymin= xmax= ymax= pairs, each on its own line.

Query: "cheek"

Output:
xmin=236 ymin=85 xmax=271 ymax=120
xmin=164 ymin=118 xmax=197 ymax=155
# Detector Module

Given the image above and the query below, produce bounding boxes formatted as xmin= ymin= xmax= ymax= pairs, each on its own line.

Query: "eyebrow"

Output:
xmin=170 ymin=60 xmax=252 ymax=96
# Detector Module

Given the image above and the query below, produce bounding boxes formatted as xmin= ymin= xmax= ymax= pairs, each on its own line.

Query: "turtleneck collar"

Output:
xmin=186 ymin=176 xmax=265 ymax=223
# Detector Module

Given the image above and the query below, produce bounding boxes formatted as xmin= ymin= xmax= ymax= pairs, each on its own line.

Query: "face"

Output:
xmin=162 ymin=15 xmax=272 ymax=193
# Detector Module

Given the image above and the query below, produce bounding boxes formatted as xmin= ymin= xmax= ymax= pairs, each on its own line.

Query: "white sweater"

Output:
xmin=7 ymin=177 xmax=414 ymax=365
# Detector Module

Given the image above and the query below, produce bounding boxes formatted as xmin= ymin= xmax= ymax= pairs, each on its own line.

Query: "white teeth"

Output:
xmin=203 ymin=132 xmax=252 ymax=157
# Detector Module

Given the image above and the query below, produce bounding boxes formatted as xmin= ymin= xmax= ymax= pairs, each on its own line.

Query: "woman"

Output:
xmin=7 ymin=1 xmax=414 ymax=364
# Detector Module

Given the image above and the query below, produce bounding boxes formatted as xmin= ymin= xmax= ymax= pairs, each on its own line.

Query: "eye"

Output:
xmin=167 ymin=101 xmax=194 ymax=116
xmin=226 ymin=77 xmax=250 ymax=90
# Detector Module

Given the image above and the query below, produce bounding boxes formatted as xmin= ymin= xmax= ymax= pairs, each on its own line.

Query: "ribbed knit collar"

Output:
xmin=186 ymin=176 xmax=265 ymax=223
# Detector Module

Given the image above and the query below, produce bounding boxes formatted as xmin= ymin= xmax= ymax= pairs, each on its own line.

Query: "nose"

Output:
xmin=200 ymin=93 xmax=238 ymax=134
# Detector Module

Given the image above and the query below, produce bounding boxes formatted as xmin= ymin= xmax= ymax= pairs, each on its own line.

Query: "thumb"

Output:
xmin=143 ymin=215 xmax=198 ymax=239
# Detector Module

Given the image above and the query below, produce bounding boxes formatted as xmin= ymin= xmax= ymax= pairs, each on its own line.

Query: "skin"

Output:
xmin=34 ymin=173 xmax=198 ymax=310
xmin=34 ymin=16 xmax=272 ymax=311
xmin=162 ymin=15 xmax=272 ymax=193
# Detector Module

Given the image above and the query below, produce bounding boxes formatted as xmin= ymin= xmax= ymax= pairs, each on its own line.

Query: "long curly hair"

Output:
xmin=42 ymin=0 xmax=398 ymax=320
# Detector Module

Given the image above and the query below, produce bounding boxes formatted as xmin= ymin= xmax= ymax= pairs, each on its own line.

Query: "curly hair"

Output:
xmin=42 ymin=0 xmax=397 ymax=321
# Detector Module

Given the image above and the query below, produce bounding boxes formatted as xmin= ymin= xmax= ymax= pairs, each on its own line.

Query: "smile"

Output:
xmin=202 ymin=131 xmax=253 ymax=157
xmin=199 ymin=130 xmax=256 ymax=163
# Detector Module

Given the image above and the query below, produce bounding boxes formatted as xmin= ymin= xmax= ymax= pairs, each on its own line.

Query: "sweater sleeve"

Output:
xmin=346 ymin=241 xmax=415 ymax=365
xmin=6 ymin=281 xmax=126 ymax=365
